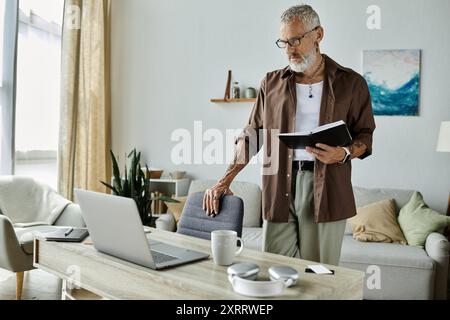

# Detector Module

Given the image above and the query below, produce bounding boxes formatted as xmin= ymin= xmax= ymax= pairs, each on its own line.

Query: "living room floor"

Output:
xmin=0 ymin=269 xmax=60 ymax=300
xmin=0 ymin=269 xmax=101 ymax=300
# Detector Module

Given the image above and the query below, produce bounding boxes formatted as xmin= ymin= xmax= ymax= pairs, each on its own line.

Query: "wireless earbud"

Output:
xmin=227 ymin=263 xmax=299 ymax=297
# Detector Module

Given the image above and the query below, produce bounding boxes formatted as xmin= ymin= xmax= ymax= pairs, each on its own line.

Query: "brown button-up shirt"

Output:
xmin=234 ymin=54 xmax=376 ymax=223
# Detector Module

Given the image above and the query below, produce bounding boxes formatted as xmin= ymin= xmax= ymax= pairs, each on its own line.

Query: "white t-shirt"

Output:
xmin=293 ymin=81 xmax=324 ymax=161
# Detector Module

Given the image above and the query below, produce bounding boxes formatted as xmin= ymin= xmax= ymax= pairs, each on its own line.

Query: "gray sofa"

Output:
xmin=156 ymin=179 xmax=450 ymax=300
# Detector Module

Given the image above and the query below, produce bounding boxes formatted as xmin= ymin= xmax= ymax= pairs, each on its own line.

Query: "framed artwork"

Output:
xmin=362 ymin=49 xmax=421 ymax=116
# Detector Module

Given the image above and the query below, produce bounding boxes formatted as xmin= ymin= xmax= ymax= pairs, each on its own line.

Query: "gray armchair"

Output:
xmin=177 ymin=192 xmax=244 ymax=240
xmin=0 ymin=178 xmax=85 ymax=300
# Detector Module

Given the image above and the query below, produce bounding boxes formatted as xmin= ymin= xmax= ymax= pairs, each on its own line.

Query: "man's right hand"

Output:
xmin=203 ymin=182 xmax=234 ymax=217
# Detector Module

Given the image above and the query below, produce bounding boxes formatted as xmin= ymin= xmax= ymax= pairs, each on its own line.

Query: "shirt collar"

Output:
xmin=281 ymin=54 xmax=349 ymax=79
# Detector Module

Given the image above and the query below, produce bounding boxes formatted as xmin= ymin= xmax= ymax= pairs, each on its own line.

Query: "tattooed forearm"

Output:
xmin=219 ymin=163 xmax=246 ymax=186
xmin=219 ymin=139 xmax=249 ymax=185
xmin=349 ymin=140 xmax=367 ymax=160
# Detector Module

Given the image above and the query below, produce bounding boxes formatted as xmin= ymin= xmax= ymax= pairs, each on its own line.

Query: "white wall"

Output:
xmin=111 ymin=0 xmax=450 ymax=213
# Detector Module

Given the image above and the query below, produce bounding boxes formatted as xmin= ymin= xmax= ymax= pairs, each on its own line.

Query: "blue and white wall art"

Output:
xmin=362 ymin=49 xmax=421 ymax=116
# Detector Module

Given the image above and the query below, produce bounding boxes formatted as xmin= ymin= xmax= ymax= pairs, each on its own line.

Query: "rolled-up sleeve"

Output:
xmin=233 ymin=77 xmax=266 ymax=165
xmin=349 ymin=77 xmax=376 ymax=160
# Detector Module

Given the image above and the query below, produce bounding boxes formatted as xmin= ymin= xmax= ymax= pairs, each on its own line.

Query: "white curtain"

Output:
xmin=15 ymin=14 xmax=61 ymax=152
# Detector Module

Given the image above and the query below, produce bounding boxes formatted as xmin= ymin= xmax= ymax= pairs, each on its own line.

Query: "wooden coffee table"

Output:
xmin=34 ymin=228 xmax=364 ymax=300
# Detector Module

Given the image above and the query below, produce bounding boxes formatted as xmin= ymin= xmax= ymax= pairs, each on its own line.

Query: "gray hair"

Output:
xmin=280 ymin=4 xmax=321 ymax=29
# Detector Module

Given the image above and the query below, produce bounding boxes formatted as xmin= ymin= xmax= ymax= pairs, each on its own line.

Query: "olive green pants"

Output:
xmin=262 ymin=169 xmax=346 ymax=266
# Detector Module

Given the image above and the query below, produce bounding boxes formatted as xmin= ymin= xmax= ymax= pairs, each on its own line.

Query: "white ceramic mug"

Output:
xmin=211 ymin=230 xmax=244 ymax=266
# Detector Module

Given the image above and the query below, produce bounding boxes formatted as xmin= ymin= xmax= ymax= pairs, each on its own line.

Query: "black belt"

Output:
xmin=293 ymin=161 xmax=315 ymax=171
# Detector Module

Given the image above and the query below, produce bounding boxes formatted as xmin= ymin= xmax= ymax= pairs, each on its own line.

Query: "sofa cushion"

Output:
xmin=348 ymin=199 xmax=407 ymax=244
xmin=164 ymin=196 xmax=188 ymax=225
xmin=398 ymin=192 xmax=450 ymax=248
xmin=339 ymin=235 xmax=435 ymax=300
xmin=188 ymin=180 xmax=262 ymax=228
xmin=242 ymin=227 xmax=263 ymax=252
xmin=340 ymin=234 xmax=434 ymax=270
xmin=346 ymin=187 xmax=416 ymax=236
xmin=14 ymin=225 xmax=69 ymax=254
xmin=353 ymin=186 xmax=415 ymax=212
xmin=344 ymin=221 xmax=353 ymax=235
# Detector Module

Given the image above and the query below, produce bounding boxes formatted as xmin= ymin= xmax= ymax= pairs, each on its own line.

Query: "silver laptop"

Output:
xmin=74 ymin=189 xmax=209 ymax=270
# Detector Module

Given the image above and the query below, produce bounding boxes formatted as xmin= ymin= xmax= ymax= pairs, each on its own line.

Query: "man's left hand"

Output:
xmin=306 ymin=143 xmax=346 ymax=164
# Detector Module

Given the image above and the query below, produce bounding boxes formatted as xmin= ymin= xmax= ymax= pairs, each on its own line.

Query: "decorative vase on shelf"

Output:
xmin=231 ymin=81 xmax=240 ymax=99
xmin=244 ymin=87 xmax=257 ymax=99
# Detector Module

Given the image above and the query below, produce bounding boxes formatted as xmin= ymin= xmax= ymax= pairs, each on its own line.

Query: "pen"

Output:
xmin=65 ymin=228 xmax=74 ymax=237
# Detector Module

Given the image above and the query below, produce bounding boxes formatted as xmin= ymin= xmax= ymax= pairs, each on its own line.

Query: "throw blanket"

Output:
xmin=0 ymin=176 xmax=71 ymax=227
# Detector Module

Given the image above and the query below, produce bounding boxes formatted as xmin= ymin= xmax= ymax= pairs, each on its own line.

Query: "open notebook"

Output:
xmin=278 ymin=120 xmax=352 ymax=149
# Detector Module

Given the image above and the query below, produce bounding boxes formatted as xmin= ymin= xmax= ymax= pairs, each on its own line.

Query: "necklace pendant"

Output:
xmin=309 ymin=84 xmax=313 ymax=99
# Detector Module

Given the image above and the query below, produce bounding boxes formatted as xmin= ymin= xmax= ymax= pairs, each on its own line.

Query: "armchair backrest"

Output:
xmin=0 ymin=175 xmax=71 ymax=225
xmin=188 ymin=180 xmax=261 ymax=227
xmin=177 ymin=192 xmax=244 ymax=240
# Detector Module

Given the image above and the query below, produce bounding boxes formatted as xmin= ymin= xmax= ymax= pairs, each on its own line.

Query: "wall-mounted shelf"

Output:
xmin=210 ymin=98 xmax=256 ymax=103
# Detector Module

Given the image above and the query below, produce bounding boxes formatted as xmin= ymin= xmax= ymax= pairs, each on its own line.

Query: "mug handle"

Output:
xmin=236 ymin=237 xmax=244 ymax=256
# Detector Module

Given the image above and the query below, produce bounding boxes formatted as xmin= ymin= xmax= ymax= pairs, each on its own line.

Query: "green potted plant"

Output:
xmin=100 ymin=149 xmax=179 ymax=226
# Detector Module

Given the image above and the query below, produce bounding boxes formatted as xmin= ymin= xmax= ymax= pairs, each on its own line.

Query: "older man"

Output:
xmin=203 ymin=4 xmax=375 ymax=266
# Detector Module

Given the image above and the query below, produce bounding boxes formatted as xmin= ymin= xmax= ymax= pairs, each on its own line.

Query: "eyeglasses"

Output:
xmin=275 ymin=26 xmax=319 ymax=49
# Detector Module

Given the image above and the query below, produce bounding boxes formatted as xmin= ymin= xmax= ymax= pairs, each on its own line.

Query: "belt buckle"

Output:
xmin=300 ymin=161 xmax=314 ymax=171
xmin=300 ymin=161 xmax=307 ymax=171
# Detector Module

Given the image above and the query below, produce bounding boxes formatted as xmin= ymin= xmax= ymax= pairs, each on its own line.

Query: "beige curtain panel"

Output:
xmin=58 ymin=0 xmax=112 ymax=200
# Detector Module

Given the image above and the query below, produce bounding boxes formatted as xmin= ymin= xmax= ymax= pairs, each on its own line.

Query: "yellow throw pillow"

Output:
xmin=348 ymin=199 xmax=407 ymax=245
xmin=164 ymin=196 xmax=187 ymax=224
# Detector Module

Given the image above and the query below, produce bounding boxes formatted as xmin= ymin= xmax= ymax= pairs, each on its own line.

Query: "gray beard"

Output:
xmin=289 ymin=53 xmax=317 ymax=73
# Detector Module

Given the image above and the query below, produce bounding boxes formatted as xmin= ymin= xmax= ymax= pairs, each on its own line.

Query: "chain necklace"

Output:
xmin=299 ymin=55 xmax=325 ymax=99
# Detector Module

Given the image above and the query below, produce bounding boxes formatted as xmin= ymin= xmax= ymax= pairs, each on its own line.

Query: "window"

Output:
xmin=14 ymin=0 xmax=64 ymax=189
xmin=0 ymin=0 xmax=12 ymax=175
xmin=0 ymin=0 xmax=5 ymax=81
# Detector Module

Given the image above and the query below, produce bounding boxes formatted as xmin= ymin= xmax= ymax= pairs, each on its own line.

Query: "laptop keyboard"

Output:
xmin=150 ymin=250 xmax=178 ymax=264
